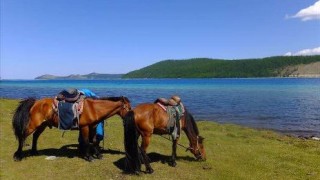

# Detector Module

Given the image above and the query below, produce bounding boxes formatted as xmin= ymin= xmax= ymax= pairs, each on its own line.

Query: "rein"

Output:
xmin=160 ymin=135 xmax=203 ymax=159
xmin=160 ymin=135 xmax=190 ymax=151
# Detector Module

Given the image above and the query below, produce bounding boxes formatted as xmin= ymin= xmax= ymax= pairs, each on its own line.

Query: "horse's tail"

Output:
xmin=12 ymin=98 xmax=36 ymax=143
xmin=123 ymin=110 xmax=141 ymax=173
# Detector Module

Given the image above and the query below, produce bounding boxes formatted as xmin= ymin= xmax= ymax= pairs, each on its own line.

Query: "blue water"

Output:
xmin=1 ymin=78 xmax=320 ymax=136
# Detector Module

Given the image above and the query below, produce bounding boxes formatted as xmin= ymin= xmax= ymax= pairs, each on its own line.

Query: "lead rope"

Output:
xmin=160 ymin=135 xmax=190 ymax=151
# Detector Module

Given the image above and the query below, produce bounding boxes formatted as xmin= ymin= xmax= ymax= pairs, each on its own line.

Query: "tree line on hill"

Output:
xmin=123 ymin=56 xmax=320 ymax=78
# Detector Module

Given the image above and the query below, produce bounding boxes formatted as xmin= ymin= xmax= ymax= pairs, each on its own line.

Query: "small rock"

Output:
xmin=311 ymin=137 xmax=320 ymax=141
xmin=45 ymin=156 xmax=57 ymax=160
xmin=202 ymin=163 xmax=212 ymax=170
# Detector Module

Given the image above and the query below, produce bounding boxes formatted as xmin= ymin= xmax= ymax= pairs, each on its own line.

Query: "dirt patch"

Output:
xmin=278 ymin=61 xmax=320 ymax=77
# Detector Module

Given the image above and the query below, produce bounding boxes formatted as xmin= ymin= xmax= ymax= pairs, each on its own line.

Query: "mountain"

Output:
xmin=35 ymin=73 xmax=123 ymax=80
xmin=123 ymin=56 xmax=320 ymax=78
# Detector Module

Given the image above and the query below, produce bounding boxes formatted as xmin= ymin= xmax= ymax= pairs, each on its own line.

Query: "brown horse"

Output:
xmin=12 ymin=96 xmax=131 ymax=161
xmin=123 ymin=101 xmax=206 ymax=174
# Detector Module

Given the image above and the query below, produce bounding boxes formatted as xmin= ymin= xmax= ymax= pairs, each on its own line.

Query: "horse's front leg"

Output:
xmin=81 ymin=126 xmax=94 ymax=162
xmin=141 ymin=135 xmax=154 ymax=174
xmin=169 ymin=139 xmax=178 ymax=167
xmin=31 ymin=123 xmax=47 ymax=155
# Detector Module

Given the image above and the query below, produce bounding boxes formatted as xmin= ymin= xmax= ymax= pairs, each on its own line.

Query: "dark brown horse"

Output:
xmin=123 ymin=101 xmax=206 ymax=174
xmin=12 ymin=96 xmax=131 ymax=161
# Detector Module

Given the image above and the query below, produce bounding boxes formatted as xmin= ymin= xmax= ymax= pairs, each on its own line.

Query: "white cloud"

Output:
xmin=284 ymin=47 xmax=320 ymax=56
xmin=289 ymin=1 xmax=320 ymax=21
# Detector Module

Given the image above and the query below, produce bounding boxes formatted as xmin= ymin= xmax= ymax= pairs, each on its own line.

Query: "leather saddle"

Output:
xmin=154 ymin=95 xmax=181 ymax=106
xmin=56 ymin=88 xmax=82 ymax=103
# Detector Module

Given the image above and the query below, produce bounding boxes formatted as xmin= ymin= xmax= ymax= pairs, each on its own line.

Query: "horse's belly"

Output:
xmin=153 ymin=128 xmax=168 ymax=135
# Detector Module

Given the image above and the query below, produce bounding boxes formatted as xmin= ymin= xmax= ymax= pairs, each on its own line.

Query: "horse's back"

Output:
xmin=32 ymin=98 xmax=54 ymax=111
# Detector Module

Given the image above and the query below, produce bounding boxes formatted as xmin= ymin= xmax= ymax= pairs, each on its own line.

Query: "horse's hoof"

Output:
xmin=169 ymin=161 xmax=177 ymax=167
xmin=13 ymin=153 xmax=22 ymax=161
xmin=146 ymin=168 xmax=154 ymax=174
xmin=14 ymin=156 xmax=22 ymax=161
xmin=96 ymin=154 xmax=103 ymax=159
xmin=84 ymin=156 xmax=94 ymax=162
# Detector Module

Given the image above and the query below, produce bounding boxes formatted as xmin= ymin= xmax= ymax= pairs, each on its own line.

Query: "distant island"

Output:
xmin=35 ymin=73 xmax=123 ymax=80
xmin=35 ymin=56 xmax=320 ymax=79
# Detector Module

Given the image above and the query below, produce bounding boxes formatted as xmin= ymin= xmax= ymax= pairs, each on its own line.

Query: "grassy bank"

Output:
xmin=0 ymin=99 xmax=319 ymax=179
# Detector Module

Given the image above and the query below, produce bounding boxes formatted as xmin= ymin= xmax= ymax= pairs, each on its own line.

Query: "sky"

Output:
xmin=1 ymin=0 xmax=320 ymax=79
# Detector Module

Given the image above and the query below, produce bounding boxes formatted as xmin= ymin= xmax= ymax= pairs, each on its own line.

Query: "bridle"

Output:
xmin=187 ymin=136 xmax=203 ymax=160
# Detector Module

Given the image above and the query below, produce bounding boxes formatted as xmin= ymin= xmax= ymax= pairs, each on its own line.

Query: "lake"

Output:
xmin=1 ymin=78 xmax=319 ymax=137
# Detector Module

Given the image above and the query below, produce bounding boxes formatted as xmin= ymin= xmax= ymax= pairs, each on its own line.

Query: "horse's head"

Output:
xmin=119 ymin=96 xmax=131 ymax=118
xmin=183 ymin=109 xmax=206 ymax=161
xmin=187 ymin=135 xmax=206 ymax=161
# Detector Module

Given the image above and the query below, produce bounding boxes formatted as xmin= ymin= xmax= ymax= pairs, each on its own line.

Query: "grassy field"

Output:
xmin=1 ymin=99 xmax=319 ymax=180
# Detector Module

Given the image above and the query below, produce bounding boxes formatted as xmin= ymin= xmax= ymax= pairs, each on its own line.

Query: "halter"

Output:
xmin=190 ymin=136 xmax=202 ymax=158
xmin=183 ymin=111 xmax=203 ymax=159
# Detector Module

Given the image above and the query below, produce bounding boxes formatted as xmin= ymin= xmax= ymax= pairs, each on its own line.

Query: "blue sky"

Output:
xmin=1 ymin=0 xmax=320 ymax=79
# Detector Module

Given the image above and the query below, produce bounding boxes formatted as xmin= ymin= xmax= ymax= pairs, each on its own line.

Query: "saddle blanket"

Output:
xmin=157 ymin=102 xmax=185 ymax=140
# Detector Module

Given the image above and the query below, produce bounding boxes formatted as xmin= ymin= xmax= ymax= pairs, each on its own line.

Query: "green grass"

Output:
xmin=1 ymin=99 xmax=319 ymax=179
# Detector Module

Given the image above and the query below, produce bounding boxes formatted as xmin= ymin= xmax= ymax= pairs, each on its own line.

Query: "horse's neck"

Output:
xmin=87 ymin=99 xmax=122 ymax=119
xmin=182 ymin=119 xmax=198 ymax=146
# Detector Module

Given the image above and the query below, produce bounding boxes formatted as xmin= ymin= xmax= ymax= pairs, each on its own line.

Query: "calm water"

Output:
xmin=1 ymin=78 xmax=320 ymax=136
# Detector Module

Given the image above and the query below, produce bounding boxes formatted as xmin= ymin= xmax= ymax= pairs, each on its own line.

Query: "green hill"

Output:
xmin=123 ymin=56 xmax=320 ymax=78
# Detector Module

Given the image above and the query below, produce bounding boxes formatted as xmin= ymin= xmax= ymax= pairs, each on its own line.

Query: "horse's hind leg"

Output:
xmin=31 ymin=123 xmax=47 ymax=155
xmin=13 ymin=138 xmax=24 ymax=161
xmin=13 ymin=123 xmax=45 ymax=161
xmin=141 ymin=136 xmax=154 ymax=174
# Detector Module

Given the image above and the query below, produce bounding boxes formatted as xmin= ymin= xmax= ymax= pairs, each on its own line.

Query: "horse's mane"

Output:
xmin=184 ymin=108 xmax=199 ymax=137
xmin=97 ymin=96 xmax=130 ymax=103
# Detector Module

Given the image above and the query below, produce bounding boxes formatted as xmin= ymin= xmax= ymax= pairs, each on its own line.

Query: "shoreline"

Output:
xmin=198 ymin=119 xmax=320 ymax=140
xmin=0 ymin=76 xmax=320 ymax=81
xmin=34 ymin=76 xmax=320 ymax=80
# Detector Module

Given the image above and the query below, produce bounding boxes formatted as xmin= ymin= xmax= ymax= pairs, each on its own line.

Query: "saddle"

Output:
xmin=53 ymin=88 xmax=85 ymax=130
xmin=155 ymin=95 xmax=181 ymax=106
xmin=56 ymin=88 xmax=81 ymax=102
xmin=155 ymin=96 xmax=184 ymax=140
